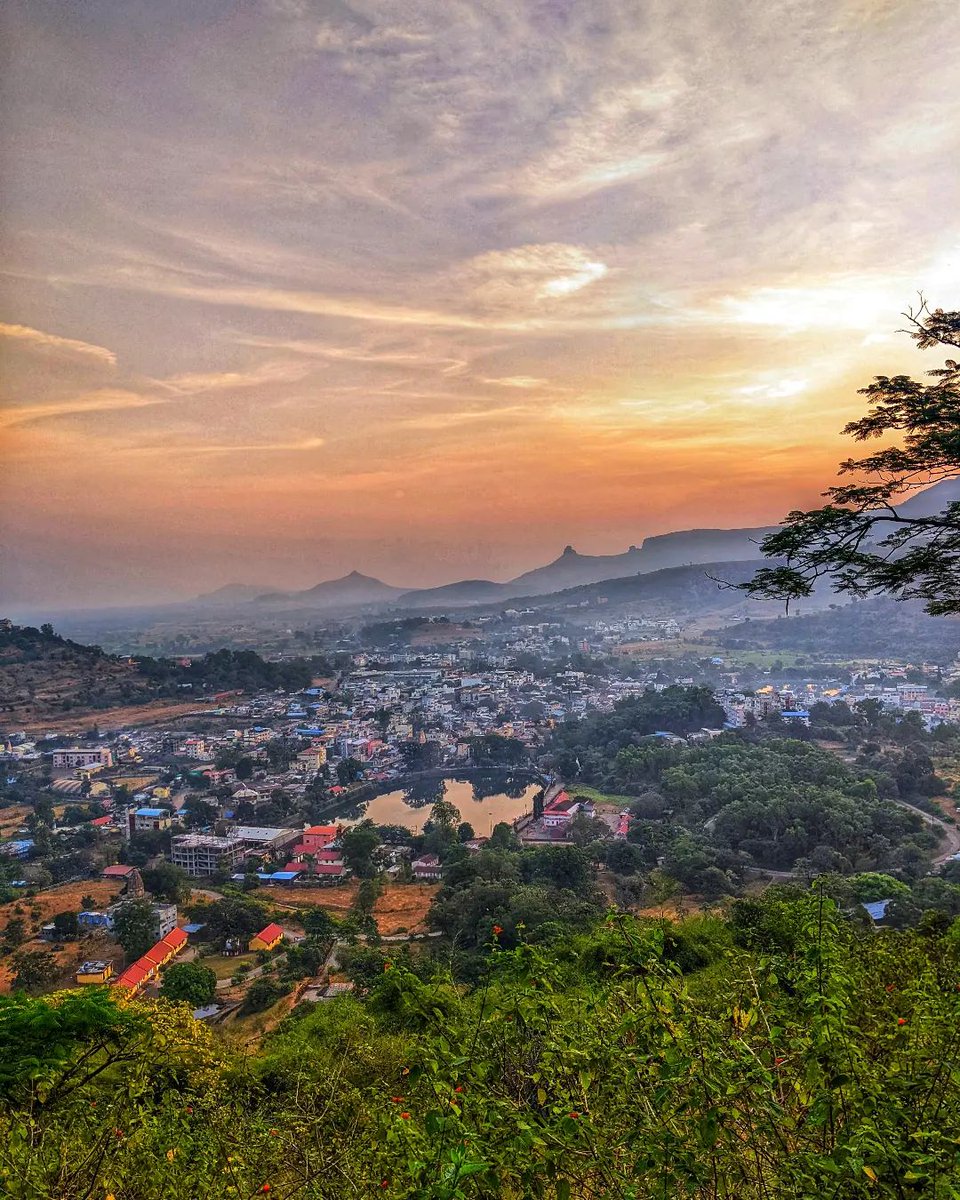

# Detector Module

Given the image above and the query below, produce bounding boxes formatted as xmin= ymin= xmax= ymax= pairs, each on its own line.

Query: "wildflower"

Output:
xmin=897 ymin=1017 xmax=907 ymax=1026
xmin=390 ymin=1096 xmax=404 ymax=1104
xmin=113 ymin=1129 xmax=124 ymax=1139
xmin=400 ymin=1112 xmax=410 ymax=1120
xmin=261 ymin=1186 xmax=271 ymax=1194
xmin=384 ymin=962 xmax=392 ymax=971
xmin=167 ymin=1149 xmax=178 ymax=1162
xmin=89 ymin=1101 xmax=97 ymax=1108
xmin=106 ymin=1194 xmax=116 ymax=1200
xmin=774 ymin=1057 xmax=785 ymax=1066
xmin=492 ymin=925 xmax=503 ymax=936
xmin=269 ymin=1128 xmax=279 ymax=1137
xmin=885 ymin=984 xmax=895 ymax=993
xmin=184 ymin=1105 xmax=193 ymax=1114
xmin=454 ymin=1085 xmax=463 ymax=1093
xmin=380 ymin=1182 xmax=390 ymax=1190
xmin=569 ymin=1111 xmax=581 ymax=1119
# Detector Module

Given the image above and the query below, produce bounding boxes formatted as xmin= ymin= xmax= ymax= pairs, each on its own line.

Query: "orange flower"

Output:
xmin=885 ymin=984 xmax=895 ymax=993
xmin=774 ymin=1057 xmax=785 ymax=1066
xmin=492 ymin=925 xmax=503 ymax=935
xmin=380 ymin=1181 xmax=390 ymax=1189
xmin=391 ymin=1096 xmax=404 ymax=1104
xmin=897 ymin=1017 xmax=907 ymax=1026
xmin=569 ymin=1111 xmax=581 ymax=1119
xmin=270 ymin=1129 xmax=279 ymax=1137
xmin=454 ymin=1086 xmax=463 ymax=1093
xmin=261 ymin=1186 xmax=271 ymax=1194
xmin=184 ymin=1105 xmax=193 ymax=1114
xmin=400 ymin=1112 xmax=410 ymax=1120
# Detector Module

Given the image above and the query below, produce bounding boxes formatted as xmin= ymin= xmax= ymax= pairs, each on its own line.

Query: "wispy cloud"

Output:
xmin=0 ymin=322 xmax=117 ymax=367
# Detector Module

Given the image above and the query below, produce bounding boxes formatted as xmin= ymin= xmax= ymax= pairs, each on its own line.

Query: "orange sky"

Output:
xmin=1 ymin=0 xmax=959 ymax=607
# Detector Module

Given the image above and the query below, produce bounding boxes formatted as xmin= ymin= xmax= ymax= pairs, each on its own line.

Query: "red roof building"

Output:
xmin=249 ymin=923 xmax=284 ymax=952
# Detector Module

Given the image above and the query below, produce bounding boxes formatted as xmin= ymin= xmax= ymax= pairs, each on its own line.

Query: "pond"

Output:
xmin=338 ymin=772 xmax=541 ymax=834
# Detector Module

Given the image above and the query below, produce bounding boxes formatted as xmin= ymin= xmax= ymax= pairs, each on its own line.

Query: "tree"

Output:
xmin=336 ymin=757 xmax=363 ymax=786
xmin=742 ymin=300 xmax=960 ymax=615
xmin=2 ymin=917 xmax=28 ymax=950
xmin=199 ymin=896 xmax=268 ymax=943
xmin=51 ymin=911 xmax=79 ymax=941
xmin=10 ymin=949 xmax=59 ymax=994
xmin=112 ymin=899 xmax=158 ymax=960
xmin=142 ymin=862 xmax=191 ymax=905
xmin=160 ymin=962 xmax=217 ymax=1007
xmin=340 ymin=820 xmax=381 ymax=879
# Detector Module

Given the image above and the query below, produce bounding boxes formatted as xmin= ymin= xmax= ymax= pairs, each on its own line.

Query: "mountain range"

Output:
xmin=191 ymin=478 xmax=960 ymax=615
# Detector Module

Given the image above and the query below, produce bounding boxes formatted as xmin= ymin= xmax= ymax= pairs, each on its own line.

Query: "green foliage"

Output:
xmin=744 ymin=300 xmax=960 ymax=615
xmin=142 ymin=861 xmax=192 ymax=905
xmin=112 ymin=899 xmax=159 ymax=960
xmin=4 ymin=896 xmax=960 ymax=1197
xmin=340 ymin=819 xmax=381 ymax=878
xmin=548 ymin=685 xmax=726 ymax=781
xmin=192 ymin=895 xmax=269 ymax=944
xmin=9 ymin=949 xmax=59 ymax=994
xmin=160 ymin=962 xmax=217 ymax=1006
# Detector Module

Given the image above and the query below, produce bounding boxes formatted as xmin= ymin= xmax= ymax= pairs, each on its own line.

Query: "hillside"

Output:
xmin=3 ymin=895 xmax=960 ymax=1197
xmin=711 ymin=597 xmax=960 ymax=663
xmin=0 ymin=621 xmax=144 ymax=726
xmin=254 ymin=570 xmax=405 ymax=608
xmin=0 ymin=623 xmax=319 ymax=727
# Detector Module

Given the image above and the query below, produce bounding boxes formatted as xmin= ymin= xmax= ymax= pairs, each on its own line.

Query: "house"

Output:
xmin=114 ymin=927 xmax=188 ymax=995
xmin=411 ymin=854 xmax=443 ymax=881
xmin=76 ymin=960 xmax=114 ymax=985
xmin=129 ymin=807 xmax=173 ymax=834
xmin=249 ymin=922 xmax=285 ymax=952
xmin=291 ymin=824 xmax=339 ymax=857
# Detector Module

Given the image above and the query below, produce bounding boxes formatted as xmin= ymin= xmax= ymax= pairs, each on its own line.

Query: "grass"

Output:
xmin=199 ymin=952 xmax=257 ymax=980
xmin=567 ymin=785 xmax=635 ymax=810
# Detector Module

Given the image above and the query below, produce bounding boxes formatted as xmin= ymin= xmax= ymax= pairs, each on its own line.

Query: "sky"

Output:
xmin=2 ymin=0 xmax=959 ymax=609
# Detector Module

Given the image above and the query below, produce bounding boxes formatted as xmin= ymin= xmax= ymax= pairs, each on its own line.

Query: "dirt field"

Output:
xmin=16 ymin=698 xmax=222 ymax=735
xmin=253 ymin=880 xmax=437 ymax=934
xmin=373 ymin=882 xmax=437 ymax=934
xmin=0 ymin=805 xmax=31 ymax=838
xmin=263 ymin=881 xmax=359 ymax=912
xmin=0 ymin=878 xmax=124 ymax=929
xmin=0 ymin=879 xmax=126 ymax=993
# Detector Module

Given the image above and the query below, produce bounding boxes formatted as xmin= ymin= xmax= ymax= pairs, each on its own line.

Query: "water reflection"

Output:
xmin=339 ymin=773 xmax=540 ymax=834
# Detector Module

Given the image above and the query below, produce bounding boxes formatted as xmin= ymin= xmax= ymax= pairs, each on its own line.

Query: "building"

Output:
xmin=411 ymin=854 xmax=443 ymax=881
xmin=230 ymin=826 xmax=300 ymax=856
xmin=171 ymin=833 xmax=246 ymax=877
xmin=129 ymin=807 xmax=173 ymax=834
xmin=76 ymin=960 xmax=114 ymax=985
xmin=114 ymin=927 xmax=188 ymax=995
xmin=249 ymin=922 xmax=285 ymax=952
xmin=292 ymin=824 xmax=339 ymax=856
xmin=52 ymin=747 xmax=114 ymax=770
xmin=178 ymin=737 xmax=208 ymax=760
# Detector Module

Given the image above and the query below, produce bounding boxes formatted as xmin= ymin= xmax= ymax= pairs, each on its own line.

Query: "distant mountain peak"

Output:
xmin=561 ymin=545 xmax=577 ymax=557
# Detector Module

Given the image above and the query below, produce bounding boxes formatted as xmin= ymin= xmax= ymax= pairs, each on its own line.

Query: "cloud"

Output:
xmin=0 ymin=389 xmax=161 ymax=430
xmin=0 ymin=322 xmax=117 ymax=367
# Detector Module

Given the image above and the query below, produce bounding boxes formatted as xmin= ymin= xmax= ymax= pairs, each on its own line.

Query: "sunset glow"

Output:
xmin=2 ymin=0 xmax=959 ymax=606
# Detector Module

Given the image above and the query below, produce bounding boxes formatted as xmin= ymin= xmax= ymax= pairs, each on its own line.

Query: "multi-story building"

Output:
xmin=171 ymin=833 xmax=246 ymax=877
xmin=52 ymin=747 xmax=114 ymax=770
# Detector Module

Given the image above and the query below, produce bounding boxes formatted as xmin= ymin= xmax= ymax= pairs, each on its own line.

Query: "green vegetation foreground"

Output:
xmin=2 ymin=892 xmax=960 ymax=1198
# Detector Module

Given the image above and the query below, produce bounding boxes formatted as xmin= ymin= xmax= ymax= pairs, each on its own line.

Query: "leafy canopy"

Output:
xmin=743 ymin=300 xmax=960 ymax=614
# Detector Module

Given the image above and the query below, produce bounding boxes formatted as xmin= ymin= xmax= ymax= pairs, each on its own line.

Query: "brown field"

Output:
xmin=0 ymin=805 xmax=31 ymax=838
xmin=0 ymin=879 xmax=126 ymax=993
xmin=262 ymin=881 xmax=360 ymax=912
xmin=248 ymin=879 xmax=437 ymax=934
xmin=15 ymin=698 xmax=222 ymax=735
xmin=0 ymin=878 xmax=124 ymax=928
xmin=373 ymin=882 xmax=437 ymax=934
